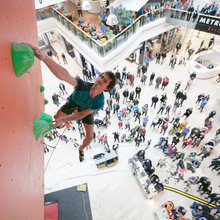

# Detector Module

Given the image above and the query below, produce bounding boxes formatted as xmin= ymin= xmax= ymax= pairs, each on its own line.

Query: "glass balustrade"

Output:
xmin=164 ymin=7 xmax=220 ymax=26
xmin=36 ymin=7 xmax=220 ymax=57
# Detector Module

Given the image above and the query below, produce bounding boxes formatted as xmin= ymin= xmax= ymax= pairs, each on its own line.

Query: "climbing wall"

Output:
xmin=0 ymin=1 xmax=44 ymax=219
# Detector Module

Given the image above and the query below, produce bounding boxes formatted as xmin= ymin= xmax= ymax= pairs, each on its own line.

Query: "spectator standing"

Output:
xmin=52 ymin=93 xmax=60 ymax=106
xmin=183 ymin=108 xmax=193 ymax=119
xmin=112 ymin=131 xmax=120 ymax=143
xmin=47 ymin=50 xmax=53 ymax=58
xmin=70 ymin=138 xmax=80 ymax=148
xmin=173 ymin=81 xmax=181 ymax=94
xmin=59 ymin=82 xmax=68 ymax=95
xmin=161 ymin=76 xmax=169 ymax=90
xmin=161 ymin=51 xmax=167 ymax=65
xmin=149 ymin=72 xmax=155 ymax=86
xmin=165 ymin=104 xmax=172 ymax=115
xmin=129 ymin=90 xmax=135 ymax=102
xmin=105 ymin=106 xmax=111 ymax=119
xmin=77 ymin=1 xmax=83 ymax=17
xmin=181 ymin=126 xmax=190 ymax=140
xmin=141 ymin=64 xmax=148 ymax=75
xmin=61 ymin=53 xmax=68 ymax=64
xmin=185 ymin=40 xmax=192 ymax=51
xmin=118 ymin=120 xmax=123 ymax=129
xmin=106 ymin=98 xmax=112 ymax=109
xmin=59 ymin=134 xmax=69 ymax=143
xmin=157 ymin=102 xmax=166 ymax=114
xmin=190 ymin=72 xmax=197 ymax=80
xmin=170 ymin=111 xmax=181 ymax=124
xmin=150 ymin=95 xmax=159 ymax=108
xmin=179 ymin=92 xmax=187 ymax=107
xmin=187 ymin=48 xmax=195 ymax=59
xmin=115 ymin=69 xmax=121 ymax=82
xmin=155 ymin=53 xmax=161 ymax=64
xmin=135 ymin=85 xmax=141 ymax=99
xmin=199 ymin=39 xmax=204 ymax=50
xmin=109 ymin=87 xmax=116 ymax=99
xmin=185 ymin=79 xmax=193 ymax=90
xmin=122 ymin=89 xmax=129 ymax=103
xmin=115 ymin=91 xmax=120 ymax=102
xmin=160 ymin=93 xmax=167 ymax=103
xmin=192 ymin=6 xmax=199 ymax=22
xmin=187 ymin=5 xmax=194 ymax=21
xmin=196 ymin=93 xmax=205 ymax=104
xmin=82 ymin=67 xmax=89 ymax=81
xmin=197 ymin=145 xmax=214 ymax=160
xmin=155 ymin=76 xmax=162 ymax=89
xmin=133 ymin=104 xmax=139 ymax=117
xmin=137 ymin=65 xmax=141 ymax=77
xmin=216 ymin=73 xmax=220 ymax=83
xmin=129 ymin=73 xmax=135 ymax=87
xmin=160 ymin=121 xmax=168 ymax=135
xmin=125 ymin=118 xmax=131 ymax=130
xmin=145 ymin=56 xmax=150 ymax=69
xmin=100 ymin=23 xmax=107 ymax=33
xmin=143 ymin=116 xmax=149 ymax=127
xmin=208 ymin=36 xmax=215 ymax=49
xmin=139 ymin=127 xmax=146 ymax=142
xmin=176 ymin=42 xmax=182 ymax=54
xmin=170 ymin=55 xmax=177 ymax=69
xmin=141 ymin=75 xmax=147 ymax=85
xmin=113 ymin=102 xmax=120 ymax=114
xmin=142 ymin=104 xmax=148 ymax=116
xmin=199 ymin=99 xmax=208 ymax=112
xmin=122 ymin=66 xmax=127 ymax=81
xmin=135 ymin=112 xmax=141 ymax=124
xmin=182 ymin=137 xmax=192 ymax=148
xmin=99 ymin=11 xmax=107 ymax=25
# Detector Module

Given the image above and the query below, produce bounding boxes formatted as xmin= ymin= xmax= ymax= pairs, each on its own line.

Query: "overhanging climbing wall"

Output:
xmin=0 ymin=1 xmax=44 ymax=219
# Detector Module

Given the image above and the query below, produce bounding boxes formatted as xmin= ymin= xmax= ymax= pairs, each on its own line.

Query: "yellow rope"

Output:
xmin=164 ymin=185 xmax=217 ymax=208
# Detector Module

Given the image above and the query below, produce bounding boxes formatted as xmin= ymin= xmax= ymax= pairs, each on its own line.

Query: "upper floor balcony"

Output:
xmin=36 ymin=7 xmax=220 ymax=70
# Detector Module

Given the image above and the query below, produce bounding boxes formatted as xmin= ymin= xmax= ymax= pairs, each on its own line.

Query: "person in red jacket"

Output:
xmin=161 ymin=76 xmax=169 ymax=90
xmin=182 ymin=137 xmax=192 ymax=148
xmin=118 ymin=120 xmax=123 ymax=129
xmin=139 ymin=127 xmax=146 ymax=142
xmin=129 ymin=73 xmax=135 ymax=87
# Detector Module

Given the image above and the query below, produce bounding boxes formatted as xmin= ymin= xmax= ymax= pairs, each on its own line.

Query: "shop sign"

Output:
xmin=195 ymin=15 xmax=220 ymax=35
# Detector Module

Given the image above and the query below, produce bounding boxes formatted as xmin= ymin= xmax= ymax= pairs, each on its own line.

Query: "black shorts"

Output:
xmin=60 ymin=102 xmax=94 ymax=125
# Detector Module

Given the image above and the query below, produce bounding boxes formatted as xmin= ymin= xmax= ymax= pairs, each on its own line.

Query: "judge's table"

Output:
xmin=93 ymin=151 xmax=118 ymax=168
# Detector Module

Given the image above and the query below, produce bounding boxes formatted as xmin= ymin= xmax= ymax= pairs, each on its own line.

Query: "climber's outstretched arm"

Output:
xmin=29 ymin=45 xmax=77 ymax=87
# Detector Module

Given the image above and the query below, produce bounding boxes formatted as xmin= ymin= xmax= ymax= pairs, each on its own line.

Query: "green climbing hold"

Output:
xmin=33 ymin=118 xmax=53 ymax=140
xmin=11 ymin=43 xmax=34 ymax=78
xmin=40 ymin=111 xmax=53 ymax=123
xmin=40 ymin=85 xmax=45 ymax=92
xmin=44 ymin=98 xmax=48 ymax=105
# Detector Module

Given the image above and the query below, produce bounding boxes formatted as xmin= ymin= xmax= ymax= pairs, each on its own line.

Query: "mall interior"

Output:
xmin=1 ymin=0 xmax=220 ymax=219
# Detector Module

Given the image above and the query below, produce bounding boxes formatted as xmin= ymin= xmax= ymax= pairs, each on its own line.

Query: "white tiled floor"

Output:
xmin=43 ymin=30 xmax=220 ymax=220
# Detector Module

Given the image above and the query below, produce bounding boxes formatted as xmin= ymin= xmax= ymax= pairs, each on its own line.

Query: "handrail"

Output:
xmin=36 ymin=6 xmax=157 ymax=47
xmin=50 ymin=7 xmax=151 ymax=46
xmin=106 ymin=13 xmax=148 ymax=44
xmin=167 ymin=7 xmax=220 ymax=20
xmin=36 ymin=6 xmax=220 ymax=56
xmin=52 ymin=7 xmax=103 ymax=47
xmin=102 ymin=12 xmax=158 ymax=46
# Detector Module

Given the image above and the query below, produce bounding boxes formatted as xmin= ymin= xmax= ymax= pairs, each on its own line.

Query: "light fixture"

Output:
xmin=106 ymin=6 xmax=118 ymax=26
xmin=82 ymin=0 xmax=92 ymax=10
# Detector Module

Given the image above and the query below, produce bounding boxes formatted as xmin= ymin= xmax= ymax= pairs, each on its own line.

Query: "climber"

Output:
xmin=29 ymin=44 xmax=116 ymax=162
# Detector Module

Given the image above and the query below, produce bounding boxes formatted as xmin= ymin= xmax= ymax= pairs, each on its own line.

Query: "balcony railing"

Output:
xmin=36 ymin=7 xmax=220 ymax=57
xmin=164 ymin=7 xmax=220 ymax=23
xmin=36 ymin=7 xmax=168 ymax=56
